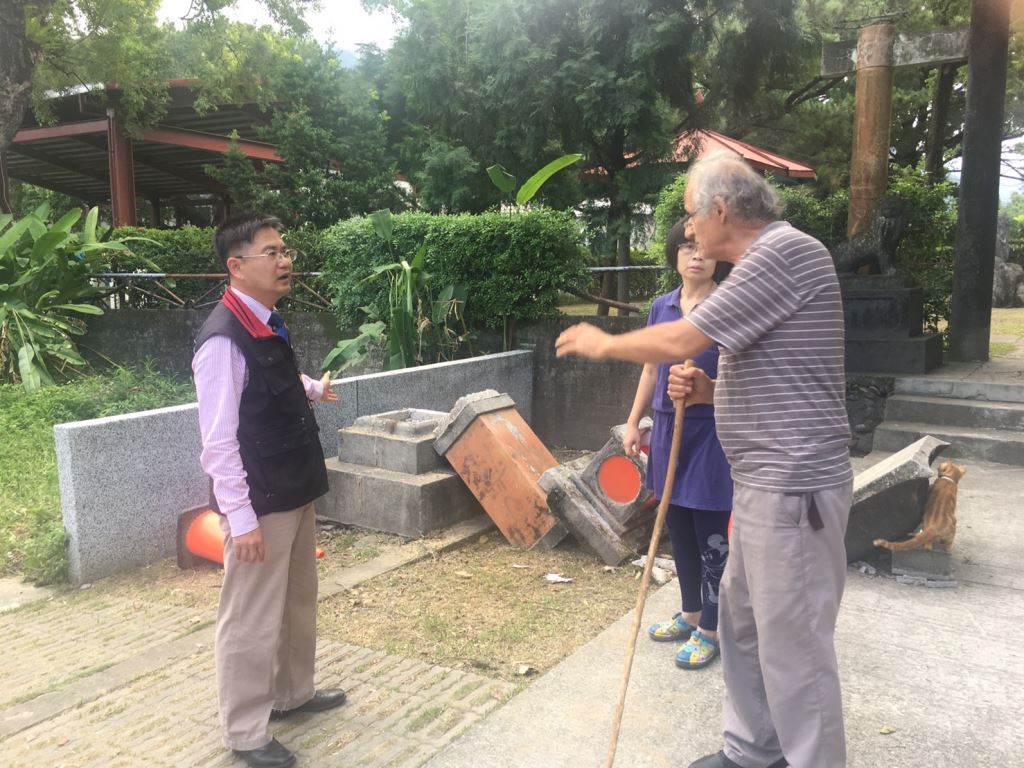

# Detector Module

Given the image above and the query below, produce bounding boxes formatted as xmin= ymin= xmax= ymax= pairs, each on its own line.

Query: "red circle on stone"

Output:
xmin=597 ymin=455 xmax=641 ymax=504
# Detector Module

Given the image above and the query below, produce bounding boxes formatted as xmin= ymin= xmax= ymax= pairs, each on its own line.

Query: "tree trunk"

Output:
xmin=925 ymin=63 xmax=959 ymax=184
xmin=597 ymin=272 xmax=612 ymax=316
xmin=0 ymin=0 xmax=38 ymax=153
xmin=608 ymin=196 xmax=631 ymax=315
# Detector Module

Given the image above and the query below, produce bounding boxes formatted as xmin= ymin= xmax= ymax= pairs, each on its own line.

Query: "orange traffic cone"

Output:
xmin=177 ymin=506 xmax=325 ymax=569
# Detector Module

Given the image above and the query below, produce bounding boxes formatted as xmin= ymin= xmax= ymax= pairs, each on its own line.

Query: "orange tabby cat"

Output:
xmin=873 ymin=459 xmax=966 ymax=553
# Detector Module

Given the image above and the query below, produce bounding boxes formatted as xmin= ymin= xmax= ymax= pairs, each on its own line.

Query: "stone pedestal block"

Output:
xmin=316 ymin=459 xmax=482 ymax=537
xmin=339 ymin=409 xmax=448 ymax=474
xmin=846 ymin=435 xmax=949 ymax=562
xmin=840 ymin=275 xmax=943 ymax=374
xmin=435 ymin=390 xmax=567 ymax=550
xmin=539 ymin=456 xmax=652 ymax=565
xmin=320 ymin=407 xmax=483 ymax=537
xmin=578 ymin=420 xmax=656 ymax=527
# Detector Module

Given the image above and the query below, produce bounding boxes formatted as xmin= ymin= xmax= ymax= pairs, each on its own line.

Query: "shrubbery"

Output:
xmin=319 ymin=210 xmax=586 ymax=331
xmin=111 ymin=225 xmax=330 ymax=308
xmin=649 ymin=166 xmax=957 ymax=332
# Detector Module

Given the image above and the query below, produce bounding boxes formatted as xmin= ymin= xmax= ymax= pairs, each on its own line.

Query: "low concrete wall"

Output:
xmin=521 ymin=316 xmax=647 ymax=450
xmin=83 ymin=308 xmax=345 ymax=379
xmin=55 ymin=351 xmax=533 ymax=585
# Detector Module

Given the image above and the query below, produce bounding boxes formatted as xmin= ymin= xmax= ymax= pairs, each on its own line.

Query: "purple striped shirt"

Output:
xmin=687 ymin=222 xmax=852 ymax=493
xmin=192 ymin=287 xmax=327 ymax=536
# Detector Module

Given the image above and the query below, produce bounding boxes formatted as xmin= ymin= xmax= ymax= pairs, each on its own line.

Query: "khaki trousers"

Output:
xmin=720 ymin=481 xmax=852 ymax=768
xmin=216 ymin=503 xmax=317 ymax=750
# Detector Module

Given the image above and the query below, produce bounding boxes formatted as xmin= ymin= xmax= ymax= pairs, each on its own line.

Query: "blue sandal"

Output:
xmin=648 ymin=612 xmax=695 ymax=642
xmin=675 ymin=629 xmax=720 ymax=669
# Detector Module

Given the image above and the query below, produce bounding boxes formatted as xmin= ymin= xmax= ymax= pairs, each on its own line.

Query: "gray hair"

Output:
xmin=688 ymin=151 xmax=782 ymax=223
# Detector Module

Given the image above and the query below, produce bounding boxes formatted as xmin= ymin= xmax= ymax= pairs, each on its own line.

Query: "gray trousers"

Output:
xmin=720 ymin=481 xmax=852 ymax=768
xmin=216 ymin=503 xmax=318 ymax=750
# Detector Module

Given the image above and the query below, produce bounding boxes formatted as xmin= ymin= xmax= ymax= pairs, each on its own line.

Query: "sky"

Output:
xmin=158 ymin=0 xmax=404 ymax=53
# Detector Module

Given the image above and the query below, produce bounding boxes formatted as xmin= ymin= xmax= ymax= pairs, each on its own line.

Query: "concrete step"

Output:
xmin=894 ymin=377 xmax=1024 ymax=404
xmin=885 ymin=394 xmax=1024 ymax=432
xmin=873 ymin=421 xmax=1024 ymax=466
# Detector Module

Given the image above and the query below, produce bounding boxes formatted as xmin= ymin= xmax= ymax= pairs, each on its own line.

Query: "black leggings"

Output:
xmin=665 ymin=504 xmax=731 ymax=632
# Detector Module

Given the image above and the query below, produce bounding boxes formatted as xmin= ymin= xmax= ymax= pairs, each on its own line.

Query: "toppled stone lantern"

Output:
xmin=316 ymin=408 xmax=483 ymax=537
xmin=846 ymin=434 xmax=950 ymax=563
xmin=434 ymin=390 xmax=567 ymax=550
xmin=539 ymin=421 xmax=657 ymax=565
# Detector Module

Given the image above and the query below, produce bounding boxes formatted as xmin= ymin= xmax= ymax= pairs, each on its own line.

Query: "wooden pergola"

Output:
xmin=0 ymin=80 xmax=284 ymax=226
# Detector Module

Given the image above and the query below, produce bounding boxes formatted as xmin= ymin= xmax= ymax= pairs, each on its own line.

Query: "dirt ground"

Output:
xmin=71 ymin=507 xmax=659 ymax=685
xmin=316 ymin=532 xmax=650 ymax=682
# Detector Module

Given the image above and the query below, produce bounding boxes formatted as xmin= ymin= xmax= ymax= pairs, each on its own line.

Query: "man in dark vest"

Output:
xmin=193 ymin=213 xmax=344 ymax=768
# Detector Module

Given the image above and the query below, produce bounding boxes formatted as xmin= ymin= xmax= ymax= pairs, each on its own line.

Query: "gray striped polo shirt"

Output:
xmin=687 ymin=221 xmax=852 ymax=492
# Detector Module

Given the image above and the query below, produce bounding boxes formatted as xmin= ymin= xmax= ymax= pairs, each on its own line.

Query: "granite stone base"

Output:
xmin=316 ymin=458 xmax=483 ymax=537
xmin=55 ymin=404 xmax=207 ymax=585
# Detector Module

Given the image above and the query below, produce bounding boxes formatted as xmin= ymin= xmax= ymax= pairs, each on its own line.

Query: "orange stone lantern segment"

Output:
xmin=434 ymin=391 xmax=567 ymax=550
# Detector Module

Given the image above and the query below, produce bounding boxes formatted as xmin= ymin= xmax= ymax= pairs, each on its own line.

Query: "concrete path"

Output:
xmin=1 ymin=456 xmax=1020 ymax=768
xmin=422 ymin=456 xmax=1024 ymax=768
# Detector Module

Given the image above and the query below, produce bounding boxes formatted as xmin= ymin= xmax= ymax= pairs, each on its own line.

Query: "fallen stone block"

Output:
xmin=435 ymin=390 xmax=567 ymax=550
xmin=846 ymin=435 xmax=949 ymax=563
xmin=539 ymin=456 xmax=649 ymax=565
xmin=578 ymin=420 xmax=656 ymax=527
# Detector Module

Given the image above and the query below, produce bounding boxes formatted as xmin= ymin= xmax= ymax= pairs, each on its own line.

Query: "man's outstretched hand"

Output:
xmin=320 ymin=372 xmax=338 ymax=402
xmin=555 ymin=323 xmax=612 ymax=360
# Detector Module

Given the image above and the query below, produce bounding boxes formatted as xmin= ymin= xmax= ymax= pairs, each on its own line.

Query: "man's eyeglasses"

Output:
xmin=232 ymin=247 xmax=299 ymax=263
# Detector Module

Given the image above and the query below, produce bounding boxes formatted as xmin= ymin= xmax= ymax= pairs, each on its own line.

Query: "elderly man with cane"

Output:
xmin=556 ymin=151 xmax=852 ymax=768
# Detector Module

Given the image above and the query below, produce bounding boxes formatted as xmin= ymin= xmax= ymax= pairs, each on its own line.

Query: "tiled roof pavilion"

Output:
xmin=1 ymin=81 xmax=283 ymax=226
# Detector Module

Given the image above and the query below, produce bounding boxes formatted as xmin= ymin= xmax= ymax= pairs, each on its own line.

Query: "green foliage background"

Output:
xmin=647 ymin=166 xmax=956 ymax=331
xmin=320 ymin=210 xmax=586 ymax=331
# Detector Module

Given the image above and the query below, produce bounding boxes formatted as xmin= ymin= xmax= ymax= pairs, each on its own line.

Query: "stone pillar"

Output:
xmin=948 ymin=0 xmax=1011 ymax=361
xmin=106 ymin=108 xmax=136 ymax=226
xmin=848 ymin=23 xmax=897 ymax=238
xmin=150 ymin=196 xmax=162 ymax=227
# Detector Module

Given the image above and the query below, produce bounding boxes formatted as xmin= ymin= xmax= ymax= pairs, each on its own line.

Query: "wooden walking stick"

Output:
xmin=604 ymin=359 xmax=695 ymax=768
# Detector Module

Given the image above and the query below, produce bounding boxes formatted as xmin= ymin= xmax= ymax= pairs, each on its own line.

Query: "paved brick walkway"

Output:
xmin=0 ymin=517 xmax=503 ymax=768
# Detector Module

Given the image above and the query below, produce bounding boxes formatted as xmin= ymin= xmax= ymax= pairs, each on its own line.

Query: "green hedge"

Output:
xmin=110 ymin=226 xmax=328 ymax=308
xmin=320 ymin=210 xmax=586 ymax=330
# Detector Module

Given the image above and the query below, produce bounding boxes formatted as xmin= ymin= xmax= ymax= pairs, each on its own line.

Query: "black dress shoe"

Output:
xmin=270 ymin=688 xmax=347 ymax=720
xmin=688 ymin=751 xmax=787 ymax=768
xmin=233 ymin=737 xmax=296 ymax=768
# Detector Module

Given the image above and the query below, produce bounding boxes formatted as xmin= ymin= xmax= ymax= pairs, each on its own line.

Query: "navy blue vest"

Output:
xmin=194 ymin=300 xmax=329 ymax=516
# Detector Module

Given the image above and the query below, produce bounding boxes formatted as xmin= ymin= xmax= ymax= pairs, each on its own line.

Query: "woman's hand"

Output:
xmin=623 ymin=422 xmax=643 ymax=456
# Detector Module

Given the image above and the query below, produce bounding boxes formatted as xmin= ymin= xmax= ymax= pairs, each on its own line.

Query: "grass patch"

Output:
xmin=317 ymin=534 xmax=644 ymax=680
xmin=990 ymin=341 xmax=1016 ymax=357
xmin=991 ymin=307 xmax=1024 ymax=338
xmin=0 ymin=365 xmax=194 ymax=584
xmin=407 ymin=705 xmax=445 ymax=732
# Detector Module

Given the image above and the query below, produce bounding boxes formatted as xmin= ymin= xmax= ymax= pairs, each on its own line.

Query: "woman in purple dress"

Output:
xmin=623 ymin=220 xmax=733 ymax=669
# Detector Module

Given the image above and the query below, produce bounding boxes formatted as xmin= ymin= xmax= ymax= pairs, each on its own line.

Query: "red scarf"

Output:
xmin=221 ymin=289 xmax=275 ymax=339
